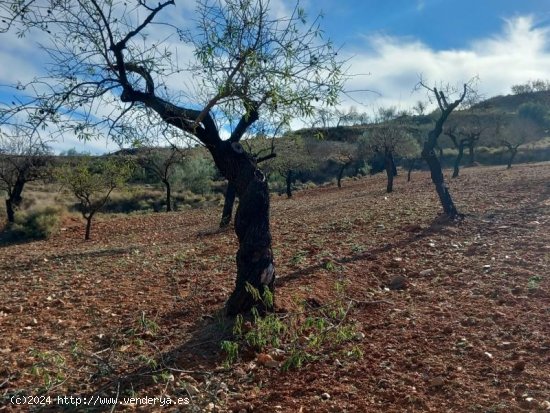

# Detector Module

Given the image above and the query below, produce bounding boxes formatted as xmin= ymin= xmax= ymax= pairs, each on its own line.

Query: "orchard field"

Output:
xmin=1 ymin=163 xmax=549 ymax=412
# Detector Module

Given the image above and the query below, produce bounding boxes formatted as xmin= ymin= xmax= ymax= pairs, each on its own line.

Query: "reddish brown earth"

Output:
xmin=0 ymin=163 xmax=549 ymax=412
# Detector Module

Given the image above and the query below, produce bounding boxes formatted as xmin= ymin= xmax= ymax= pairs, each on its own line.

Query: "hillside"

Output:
xmin=291 ymin=90 xmax=550 ymax=145
xmin=472 ymin=90 xmax=550 ymax=113
xmin=1 ymin=163 xmax=549 ymax=412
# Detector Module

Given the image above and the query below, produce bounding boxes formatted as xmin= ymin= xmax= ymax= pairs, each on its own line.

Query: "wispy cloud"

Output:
xmin=342 ymin=15 xmax=550 ymax=112
xmin=2 ymin=8 xmax=550 ymax=152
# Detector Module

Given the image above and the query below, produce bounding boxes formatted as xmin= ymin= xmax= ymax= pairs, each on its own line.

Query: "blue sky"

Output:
xmin=1 ymin=0 xmax=550 ymax=153
xmin=318 ymin=0 xmax=550 ymax=49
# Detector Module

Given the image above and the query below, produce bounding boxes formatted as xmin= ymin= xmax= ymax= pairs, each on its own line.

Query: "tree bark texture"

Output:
xmin=452 ymin=144 xmax=465 ymax=178
xmin=6 ymin=179 xmax=25 ymax=223
xmin=390 ymin=152 xmax=397 ymax=177
xmin=6 ymin=199 xmax=15 ymax=223
xmin=211 ymin=141 xmax=275 ymax=316
xmin=285 ymin=170 xmax=293 ymax=198
xmin=163 ymin=179 xmax=172 ymax=212
xmin=85 ymin=214 xmax=93 ymax=240
xmin=384 ymin=151 xmax=396 ymax=193
xmin=219 ymin=182 xmax=236 ymax=228
xmin=422 ymin=144 xmax=458 ymax=218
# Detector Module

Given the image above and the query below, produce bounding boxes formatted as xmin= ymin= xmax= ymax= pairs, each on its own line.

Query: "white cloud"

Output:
xmin=0 ymin=31 xmax=49 ymax=86
xmin=341 ymin=15 xmax=550 ymax=113
xmin=51 ymin=135 xmax=120 ymax=155
xmin=3 ymin=7 xmax=550 ymax=152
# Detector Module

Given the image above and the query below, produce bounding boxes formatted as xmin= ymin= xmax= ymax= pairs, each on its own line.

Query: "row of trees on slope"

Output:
xmin=2 ymin=105 xmax=543 ymax=243
xmin=0 ymin=134 xmax=225 ymax=240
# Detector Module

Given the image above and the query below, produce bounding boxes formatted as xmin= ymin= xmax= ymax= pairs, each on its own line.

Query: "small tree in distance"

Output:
xmin=266 ymin=135 xmax=314 ymax=198
xmin=500 ymin=118 xmax=540 ymax=169
xmin=360 ymin=122 xmax=417 ymax=193
xmin=56 ymin=158 xmax=133 ymax=240
xmin=444 ymin=117 xmax=484 ymax=178
xmin=0 ymin=131 xmax=51 ymax=223
xmin=136 ymin=146 xmax=185 ymax=212
xmin=444 ymin=124 xmax=468 ymax=178
xmin=307 ymin=139 xmax=357 ymax=188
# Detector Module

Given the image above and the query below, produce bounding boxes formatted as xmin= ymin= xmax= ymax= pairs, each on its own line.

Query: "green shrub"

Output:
xmin=518 ymin=102 xmax=549 ymax=126
xmin=221 ymin=282 xmax=362 ymax=371
xmin=357 ymin=162 xmax=371 ymax=176
xmin=179 ymin=156 xmax=216 ymax=195
xmin=298 ymin=181 xmax=317 ymax=190
xmin=267 ymin=173 xmax=286 ymax=194
xmin=10 ymin=207 xmax=61 ymax=240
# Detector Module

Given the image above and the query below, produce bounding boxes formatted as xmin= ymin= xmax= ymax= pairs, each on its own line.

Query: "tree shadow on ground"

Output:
xmin=277 ymin=214 xmax=460 ymax=288
xmin=43 ymin=215 xmax=465 ymax=411
xmin=0 ymin=245 xmax=140 ymax=273
xmin=40 ymin=309 xmax=235 ymax=412
xmin=0 ymin=227 xmax=44 ymax=248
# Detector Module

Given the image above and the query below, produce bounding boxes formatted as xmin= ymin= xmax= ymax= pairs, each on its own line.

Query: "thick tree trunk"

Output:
xmin=211 ymin=142 xmax=275 ymax=316
xmin=115 ymin=64 xmax=274 ymax=316
xmin=385 ymin=152 xmax=395 ymax=193
xmin=452 ymin=144 xmax=464 ymax=178
xmin=85 ymin=214 xmax=93 ymax=240
xmin=507 ymin=148 xmax=518 ymax=169
xmin=422 ymin=146 xmax=458 ymax=218
xmin=390 ymin=152 xmax=397 ymax=177
xmin=285 ymin=170 xmax=293 ymax=198
xmin=219 ymin=182 xmax=236 ymax=228
xmin=219 ymin=154 xmax=275 ymax=227
xmin=337 ymin=162 xmax=350 ymax=188
xmin=6 ymin=199 xmax=15 ymax=223
xmin=227 ymin=176 xmax=274 ymax=315
xmin=5 ymin=180 xmax=25 ymax=223
xmin=407 ymin=159 xmax=415 ymax=182
xmin=468 ymin=144 xmax=475 ymax=166
xmin=418 ymin=83 xmax=466 ymax=219
xmin=163 ymin=179 xmax=172 ymax=212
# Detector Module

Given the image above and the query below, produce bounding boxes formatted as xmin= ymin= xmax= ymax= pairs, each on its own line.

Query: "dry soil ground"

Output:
xmin=0 ymin=163 xmax=549 ymax=412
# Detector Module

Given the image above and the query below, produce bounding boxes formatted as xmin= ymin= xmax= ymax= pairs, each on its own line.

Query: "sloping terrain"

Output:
xmin=0 ymin=163 xmax=549 ymax=412
xmin=473 ymin=90 xmax=550 ymax=113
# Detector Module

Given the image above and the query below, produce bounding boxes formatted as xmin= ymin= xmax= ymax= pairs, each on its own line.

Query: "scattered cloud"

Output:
xmin=52 ymin=135 xmax=120 ymax=155
xmin=2 ymin=5 xmax=550 ymax=153
xmin=341 ymin=15 xmax=550 ymax=112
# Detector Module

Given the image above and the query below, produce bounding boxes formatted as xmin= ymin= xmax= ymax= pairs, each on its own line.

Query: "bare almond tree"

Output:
xmin=444 ymin=124 xmax=466 ymax=178
xmin=360 ymin=121 xmax=417 ymax=193
xmin=415 ymin=78 xmax=477 ymax=218
xmin=136 ymin=146 xmax=185 ymax=212
xmin=0 ymin=130 xmax=51 ymax=223
xmin=500 ymin=118 xmax=540 ymax=169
